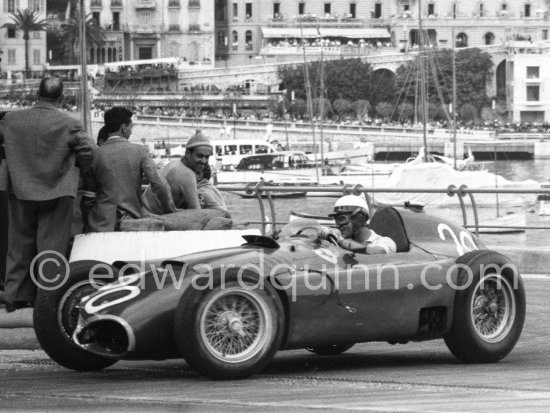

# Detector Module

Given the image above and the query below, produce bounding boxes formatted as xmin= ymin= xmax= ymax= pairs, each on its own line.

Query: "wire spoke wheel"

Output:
xmin=200 ymin=287 xmax=270 ymax=363
xmin=470 ymin=274 xmax=515 ymax=343
xmin=58 ymin=280 xmax=106 ymax=341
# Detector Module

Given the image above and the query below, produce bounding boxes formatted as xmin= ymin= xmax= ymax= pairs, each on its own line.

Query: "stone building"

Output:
xmin=84 ymin=0 xmax=215 ymax=65
xmin=0 ymin=0 xmax=47 ymax=76
xmin=214 ymin=0 xmax=550 ymax=65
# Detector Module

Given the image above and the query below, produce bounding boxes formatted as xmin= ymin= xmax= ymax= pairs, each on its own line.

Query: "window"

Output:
xmin=33 ymin=49 xmax=41 ymax=65
xmin=29 ymin=0 xmax=41 ymax=12
xmin=217 ymin=30 xmax=226 ymax=47
xmin=298 ymin=2 xmax=305 ymax=14
xmin=215 ymin=0 xmax=225 ymax=20
xmin=245 ymin=30 xmax=253 ymax=49
xmin=427 ymin=3 xmax=434 ymax=16
xmin=404 ymin=4 xmax=409 ymax=12
xmin=32 ymin=31 xmax=41 ymax=39
xmin=232 ymin=30 xmax=238 ymax=50
xmin=324 ymin=3 xmax=331 ymax=15
xmin=140 ymin=11 xmax=153 ymax=25
xmin=240 ymin=145 xmax=252 ymax=155
xmin=484 ymin=32 xmax=495 ymax=45
xmin=452 ymin=4 xmax=457 ymax=18
xmin=8 ymin=49 xmax=16 ymax=65
xmin=374 ymin=3 xmax=381 ymax=18
xmin=92 ymin=12 xmax=100 ymax=25
xmin=526 ymin=85 xmax=539 ymax=101
xmin=349 ymin=3 xmax=356 ymax=18
xmin=273 ymin=2 xmax=280 ymax=18
xmin=543 ymin=29 xmax=548 ymax=40
xmin=233 ymin=3 xmax=238 ymax=19
xmin=524 ymin=4 xmax=531 ymax=17
xmin=479 ymin=3 xmax=484 ymax=16
xmin=527 ymin=66 xmax=539 ymax=79
xmin=501 ymin=3 xmax=507 ymax=11
xmin=7 ymin=0 xmax=16 ymax=12
xmin=113 ymin=12 xmax=120 ymax=30
xmin=7 ymin=27 xmax=16 ymax=38
xmin=245 ymin=3 xmax=252 ymax=18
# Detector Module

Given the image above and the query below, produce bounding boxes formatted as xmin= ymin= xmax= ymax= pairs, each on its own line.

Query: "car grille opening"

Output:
xmin=77 ymin=319 xmax=130 ymax=356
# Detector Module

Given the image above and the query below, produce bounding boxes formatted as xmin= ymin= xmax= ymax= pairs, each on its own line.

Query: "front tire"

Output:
xmin=34 ymin=260 xmax=118 ymax=371
xmin=175 ymin=275 xmax=284 ymax=380
xmin=444 ymin=252 xmax=526 ymax=363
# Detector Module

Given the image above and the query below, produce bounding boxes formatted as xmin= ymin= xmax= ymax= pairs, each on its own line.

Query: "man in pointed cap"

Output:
xmin=142 ymin=129 xmax=213 ymax=214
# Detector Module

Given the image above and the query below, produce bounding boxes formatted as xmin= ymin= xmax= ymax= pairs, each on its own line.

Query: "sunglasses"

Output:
xmin=334 ymin=214 xmax=353 ymax=226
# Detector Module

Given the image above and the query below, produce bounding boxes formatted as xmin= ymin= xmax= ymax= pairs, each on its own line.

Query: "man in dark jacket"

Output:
xmin=84 ymin=107 xmax=174 ymax=231
xmin=0 ymin=77 xmax=95 ymax=312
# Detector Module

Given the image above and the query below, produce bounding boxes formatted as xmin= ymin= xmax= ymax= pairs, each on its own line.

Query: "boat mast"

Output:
xmin=300 ymin=23 xmax=320 ymax=182
xmin=451 ymin=25 xmax=458 ymax=169
xmin=318 ymin=27 xmax=325 ymax=174
xmin=418 ymin=0 xmax=429 ymax=161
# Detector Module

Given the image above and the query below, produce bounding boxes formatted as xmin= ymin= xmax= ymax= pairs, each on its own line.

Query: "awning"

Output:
xmin=261 ymin=27 xmax=320 ymax=38
xmin=319 ymin=28 xmax=391 ymax=38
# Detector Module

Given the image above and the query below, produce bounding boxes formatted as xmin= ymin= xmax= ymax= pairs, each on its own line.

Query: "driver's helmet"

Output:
xmin=329 ymin=195 xmax=369 ymax=219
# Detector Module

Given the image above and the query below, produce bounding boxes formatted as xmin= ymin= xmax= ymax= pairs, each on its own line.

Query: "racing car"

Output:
xmin=34 ymin=206 xmax=526 ymax=380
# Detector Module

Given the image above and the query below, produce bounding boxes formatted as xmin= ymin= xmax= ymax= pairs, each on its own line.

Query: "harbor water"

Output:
xmin=222 ymin=159 xmax=550 ymax=249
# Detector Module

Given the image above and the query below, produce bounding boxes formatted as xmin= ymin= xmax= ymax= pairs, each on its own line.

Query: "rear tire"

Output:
xmin=34 ymin=260 xmax=118 ymax=371
xmin=175 ymin=274 xmax=284 ymax=380
xmin=444 ymin=252 xmax=526 ymax=363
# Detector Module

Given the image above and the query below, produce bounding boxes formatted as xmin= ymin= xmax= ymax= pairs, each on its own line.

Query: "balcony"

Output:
xmin=188 ymin=0 xmax=200 ymax=8
xmin=110 ymin=0 xmax=122 ymax=8
xmin=134 ymin=0 xmax=156 ymax=10
xmin=168 ymin=24 xmax=180 ymax=32
xmin=124 ymin=24 xmax=163 ymax=33
xmin=168 ymin=0 xmax=180 ymax=7
xmin=90 ymin=0 xmax=102 ymax=8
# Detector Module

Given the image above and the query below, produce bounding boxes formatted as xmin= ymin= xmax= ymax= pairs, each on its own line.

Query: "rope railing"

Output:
xmin=215 ymin=183 xmax=550 ymax=236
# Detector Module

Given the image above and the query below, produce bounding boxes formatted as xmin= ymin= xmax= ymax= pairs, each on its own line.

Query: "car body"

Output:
xmin=34 ymin=206 xmax=526 ymax=379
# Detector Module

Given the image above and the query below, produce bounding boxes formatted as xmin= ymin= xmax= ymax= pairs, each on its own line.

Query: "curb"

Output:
xmin=0 ymin=246 xmax=548 ymax=349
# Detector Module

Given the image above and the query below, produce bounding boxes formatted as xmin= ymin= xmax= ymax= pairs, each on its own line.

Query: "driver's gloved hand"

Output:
xmin=319 ymin=227 xmax=343 ymax=244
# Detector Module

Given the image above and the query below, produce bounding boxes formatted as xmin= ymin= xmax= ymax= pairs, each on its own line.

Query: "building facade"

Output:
xmin=84 ymin=0 xmax=215 ymax=65
xmin=507 ymin=41 xmax=550 ymax=122
xmin=0 ymin=0 xmax=47 ymax=76
xmin=214 ymin=0 xmax=550 ymax=65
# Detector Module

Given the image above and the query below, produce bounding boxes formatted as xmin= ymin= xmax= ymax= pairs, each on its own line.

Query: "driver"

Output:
xmin=320 ymin=195 xmax=396 ymax=254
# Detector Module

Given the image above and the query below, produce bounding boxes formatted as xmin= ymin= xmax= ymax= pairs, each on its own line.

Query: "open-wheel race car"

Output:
xmin=34 ymin=206 xmax=526 ymax=380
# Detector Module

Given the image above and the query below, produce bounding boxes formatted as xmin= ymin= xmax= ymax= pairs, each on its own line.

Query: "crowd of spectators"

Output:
xmin=266 ymin=38 xmax=393 ymax=50
xmin=2 ymin=94 xmax=550 ymax=134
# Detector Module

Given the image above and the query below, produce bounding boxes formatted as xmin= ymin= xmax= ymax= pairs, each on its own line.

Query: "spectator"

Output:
xmin=85 ymin=107 xmax=174 ymax=232
xmin=142 ymin=129 xmax=211 ymax=214
xmin=0 ymin=77 xmax=95 ymax=312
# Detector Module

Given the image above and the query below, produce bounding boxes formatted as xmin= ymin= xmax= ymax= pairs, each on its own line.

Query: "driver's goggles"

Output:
xmin=333 ymin=214 xmax=352 ymax=226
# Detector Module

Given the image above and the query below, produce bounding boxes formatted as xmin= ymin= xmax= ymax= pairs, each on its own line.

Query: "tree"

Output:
xmin=332 ymin=98 xmax=353 ymax=120
xmin=60 ymin=14 xmax=105 ymax=64
xmin=396 ymin=102 xmax=414 ymax=122
xmin=288 ymin=98 xmax=306 ymax=119
xmin=459 ymin=103 xmax=478 ymax=121
xmin=375 ymin=102 xmax=393 ymax=120
xmin=392 ymin=48 xmax=494 ymax=114
xmin=5 ymin=9 xmax=49 ymax=78
xmin=352 ymin=99 xmax=371 ymax=121
xmin=312 ymin=97 xmax=332 ymax=119
xmin=278 ymin=59 xmax=374 ymax=104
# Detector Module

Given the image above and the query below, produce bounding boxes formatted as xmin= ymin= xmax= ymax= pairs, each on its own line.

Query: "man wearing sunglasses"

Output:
xmin=320 ymin=195 xmax=396 ymax=254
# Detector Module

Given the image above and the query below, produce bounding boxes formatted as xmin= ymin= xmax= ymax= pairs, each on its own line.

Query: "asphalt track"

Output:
xmin=0 ymin=274 xmax=548 ymax=412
